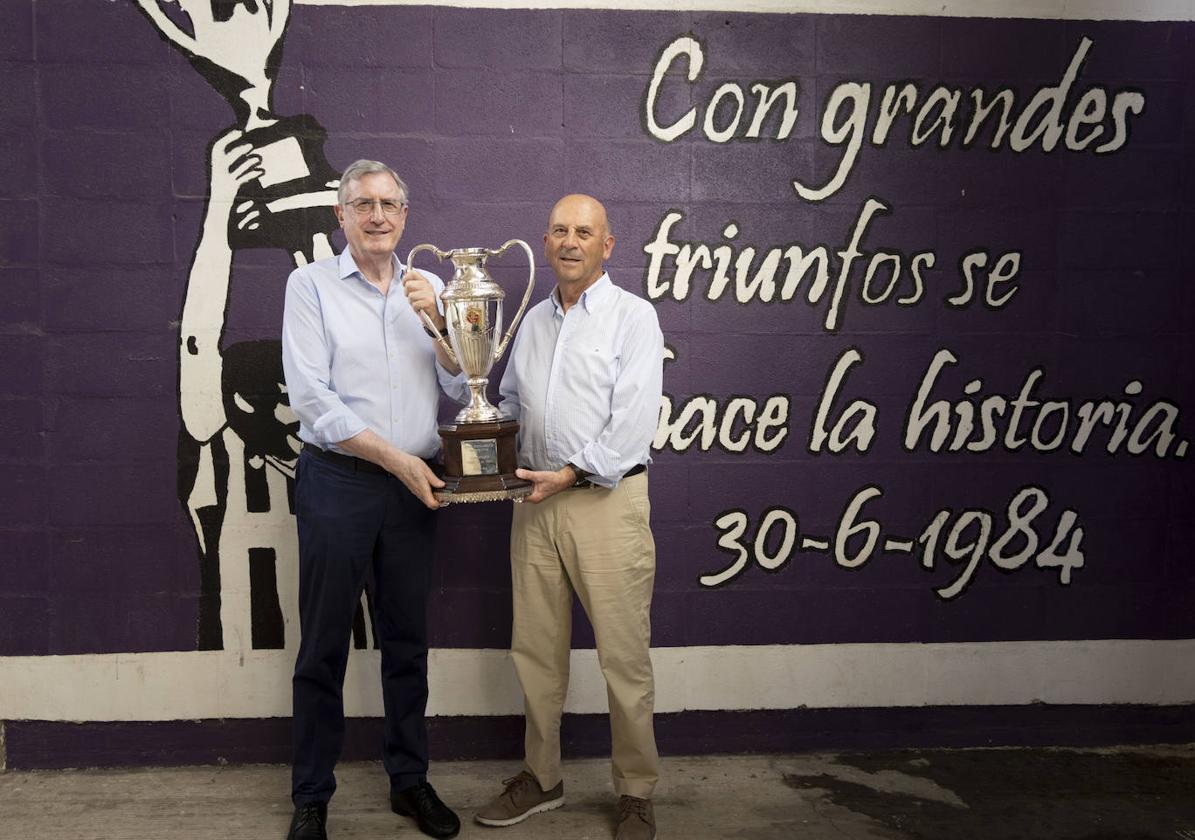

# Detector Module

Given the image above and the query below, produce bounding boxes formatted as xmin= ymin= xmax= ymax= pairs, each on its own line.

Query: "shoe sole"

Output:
xmin=474 ymin=795 xmax=565 ymax=827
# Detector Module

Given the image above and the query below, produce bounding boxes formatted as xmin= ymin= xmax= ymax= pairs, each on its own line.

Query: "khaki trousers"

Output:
xmin=509 ymin=471 xmax=659 ymax=799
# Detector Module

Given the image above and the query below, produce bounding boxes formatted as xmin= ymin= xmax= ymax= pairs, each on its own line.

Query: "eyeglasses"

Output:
xmin=344 ymin=199 xmax=408 ymax=216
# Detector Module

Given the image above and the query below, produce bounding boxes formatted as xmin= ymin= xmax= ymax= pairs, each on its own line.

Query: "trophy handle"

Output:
xmin=404 ymin=243 xmax=458 ymax=365
xmin=133 ymin=0 xmax=201 ymax=55
xmin=488 ymin=239 xmax=536 ymax=362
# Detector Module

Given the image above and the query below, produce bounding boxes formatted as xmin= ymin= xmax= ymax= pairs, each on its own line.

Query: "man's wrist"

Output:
xmin=566 ymin=463 xmax=591 ymax=486
xmin=423 ymin=320 xmax=450 ymax=339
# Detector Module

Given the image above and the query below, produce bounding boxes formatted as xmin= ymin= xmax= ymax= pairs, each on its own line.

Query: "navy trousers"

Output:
xmin=291 ymin=448 xmax=437 ymax=805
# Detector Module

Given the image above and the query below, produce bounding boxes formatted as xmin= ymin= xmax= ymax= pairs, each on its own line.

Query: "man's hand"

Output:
xmin=405 ymin=269 xmax=461 ymax=373
xmin=387 ymin=449 xmax=446 ymax=509
xmin=403 ymin=269 xmax=444 ymax=331
xmin=516 ymin=466 xmax=576 ymax=504
xmin=210 ymin=128 xmax=263 ymax=208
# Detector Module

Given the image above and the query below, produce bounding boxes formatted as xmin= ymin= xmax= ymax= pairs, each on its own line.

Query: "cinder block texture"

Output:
xmin=0 ymin=5 xmax=1191 ymax=674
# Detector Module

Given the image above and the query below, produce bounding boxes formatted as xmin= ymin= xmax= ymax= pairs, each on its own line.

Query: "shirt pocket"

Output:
xmin=579 ymin=341 xmax=620 ymax=395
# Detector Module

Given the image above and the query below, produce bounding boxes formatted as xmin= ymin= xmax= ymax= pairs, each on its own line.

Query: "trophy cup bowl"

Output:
xmin=406 ymin=240 xmax=537 ymax=504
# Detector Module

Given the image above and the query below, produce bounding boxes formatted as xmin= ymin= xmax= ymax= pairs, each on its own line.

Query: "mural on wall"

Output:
xmin=134 ymin=0 xmax=372 ymax=651
xmin=122 ymin=3 xmax=1193 ymax=647
xmin=1 ymin=0 xmax=1192 ymax=730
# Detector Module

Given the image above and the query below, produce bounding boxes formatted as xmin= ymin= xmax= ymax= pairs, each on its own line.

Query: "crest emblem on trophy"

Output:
xmin=405 ymin=241 xmax=537 ymax=504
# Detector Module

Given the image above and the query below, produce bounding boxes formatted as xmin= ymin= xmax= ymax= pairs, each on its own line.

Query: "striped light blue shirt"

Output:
xmin=282 ymin=248 xmax=468 ymax=458
xmin=498 ymin=273 xmax=663 ymax=488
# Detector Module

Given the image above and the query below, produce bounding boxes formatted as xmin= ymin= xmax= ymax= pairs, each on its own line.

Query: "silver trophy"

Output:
xmin=406 ymin=240 xmax=536 ymax=503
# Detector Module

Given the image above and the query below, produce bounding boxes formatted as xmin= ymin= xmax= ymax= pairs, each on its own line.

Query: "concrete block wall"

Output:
xmin=0 ymin=0 xmax=1193 ymax=768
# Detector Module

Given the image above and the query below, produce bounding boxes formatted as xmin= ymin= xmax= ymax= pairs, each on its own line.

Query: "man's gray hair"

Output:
xmin=338 ymin=159 xmax=409 ymax=205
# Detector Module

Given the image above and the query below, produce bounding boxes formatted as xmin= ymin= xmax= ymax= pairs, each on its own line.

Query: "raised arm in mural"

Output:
xmin=178 ymin=129 xmax=303 ymax=652
xmin=176 ymin=126 xmax=363 ymax=654
xmin=179 ymin=129 xmax=263 ymax=444
xmin=137 ymin=0 xmax=368 ymax=653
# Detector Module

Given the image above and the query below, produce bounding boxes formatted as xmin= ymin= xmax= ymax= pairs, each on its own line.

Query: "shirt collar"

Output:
xmin=551 ymin=272 xmax=614 ymax=316
xmin=337 ymin=248 xmax=401 ymax=281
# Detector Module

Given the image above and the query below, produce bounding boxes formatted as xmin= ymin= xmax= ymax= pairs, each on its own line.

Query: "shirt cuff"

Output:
xmin=436 ymin=363 xmax=470 ymax=404
xmin=312 ymin=406 xmax=368 ymax=449
xmin=568 ymin=443 xmax=621 ymax=488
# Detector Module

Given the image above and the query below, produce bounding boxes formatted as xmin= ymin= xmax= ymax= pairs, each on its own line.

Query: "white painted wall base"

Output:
xmin=2 ymin=641 xmax=1193 ymax=722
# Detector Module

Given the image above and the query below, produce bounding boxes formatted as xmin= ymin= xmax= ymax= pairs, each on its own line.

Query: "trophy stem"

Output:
xmin=244 ymin=99 xmax=277 ymax=131
xmin=456 ymin=377 xmax=503 ymax=424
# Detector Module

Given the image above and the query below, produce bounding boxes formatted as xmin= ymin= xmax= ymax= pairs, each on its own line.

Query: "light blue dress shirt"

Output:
xmin=282 ymin=248 xmax=468 ymax=459
xmin=498 ymin=273 xmax=664 ymax=488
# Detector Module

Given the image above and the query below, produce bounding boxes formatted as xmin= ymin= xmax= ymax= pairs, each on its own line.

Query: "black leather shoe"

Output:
xmin=390 ymin=781 xmax=461 ymax=839
xmin=287 ymin=802 xmax=328 ymax=840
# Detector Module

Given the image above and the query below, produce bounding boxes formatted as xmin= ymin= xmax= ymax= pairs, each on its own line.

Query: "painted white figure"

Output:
xmin=133 ymin=1 xmax=356 ymax=652
xmin=178 ymin=129 xmax=373 ymax=652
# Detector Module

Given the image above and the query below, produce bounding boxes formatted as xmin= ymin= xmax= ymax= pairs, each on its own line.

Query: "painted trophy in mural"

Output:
xmin=134 ymin=0 xmax=373 ymax=652
xmin=406 ymin=241 xmax=536 ymax=503
xmin=133 ymin=0 xmax=339 ymax=257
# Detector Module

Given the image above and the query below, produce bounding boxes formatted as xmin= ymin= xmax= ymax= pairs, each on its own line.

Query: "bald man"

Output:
xmin=478 ymin=195 xmax=664 ymax=840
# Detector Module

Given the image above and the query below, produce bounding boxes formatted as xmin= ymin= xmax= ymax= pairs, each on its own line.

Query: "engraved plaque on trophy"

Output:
xmin=405 ymin=240 xmax=536 ymax=504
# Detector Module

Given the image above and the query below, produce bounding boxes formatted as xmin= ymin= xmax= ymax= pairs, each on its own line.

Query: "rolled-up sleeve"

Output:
xmin=569 ymin=304 xmax=664 ymax=488
xmin=497 ymin=333 xmax=523 ymax=423
xmin=281 ymin=267 xmax=369 ymax=447
xmin=436 ymin=360 xmax=470 ymax=405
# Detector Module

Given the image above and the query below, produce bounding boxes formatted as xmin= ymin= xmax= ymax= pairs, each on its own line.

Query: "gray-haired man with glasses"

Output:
xmin=281 ymin=160 xmax=467 ymax=840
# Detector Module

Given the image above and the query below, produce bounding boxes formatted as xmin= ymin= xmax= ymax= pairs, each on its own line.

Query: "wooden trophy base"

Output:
xmin=435 ymin=418 xmax=531 ymax=504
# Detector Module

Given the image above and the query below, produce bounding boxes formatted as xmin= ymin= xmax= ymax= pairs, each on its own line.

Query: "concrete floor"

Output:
xmin=2 ymin=746 xmax=1194 ymax=839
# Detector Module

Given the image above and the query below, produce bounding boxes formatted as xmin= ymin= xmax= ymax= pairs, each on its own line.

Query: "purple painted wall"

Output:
xmin=1 ymin=0 xmax=1192 ymax=730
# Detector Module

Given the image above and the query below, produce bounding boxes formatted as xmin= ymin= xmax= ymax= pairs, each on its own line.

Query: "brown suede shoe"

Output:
xmin=475 ymin=771 xmax=565 ymax=827
xmin=615 ymin=795 xmax=656 ymax=840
